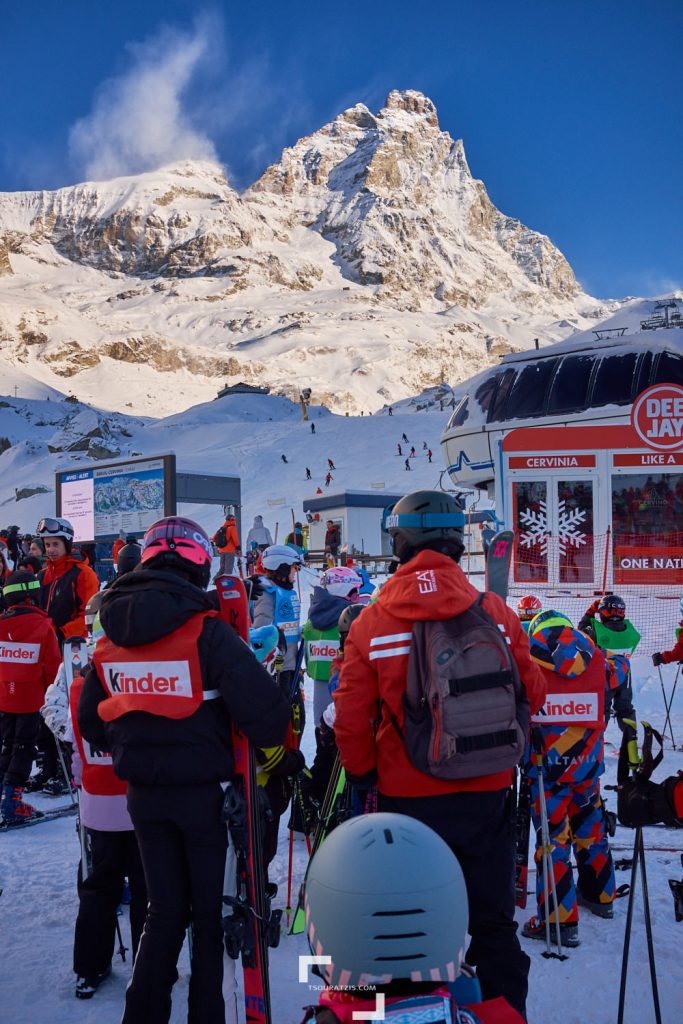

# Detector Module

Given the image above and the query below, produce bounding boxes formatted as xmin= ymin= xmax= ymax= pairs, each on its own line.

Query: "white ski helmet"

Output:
xmin=319 ymin=566 xmax=362 ymax=599
xmin=260 ymin=544 xmax=302 ymax=571
xmin=37 ymin=516 xmax=75 ymax=551
xmin=304 ymin=813 xmax=468 ymax=987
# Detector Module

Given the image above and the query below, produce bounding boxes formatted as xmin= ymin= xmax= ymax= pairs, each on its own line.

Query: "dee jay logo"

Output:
xmin=632 ymin=383 xmax=683 ymax=451
xmin=104 ymin=661 xmax=193 ymax=698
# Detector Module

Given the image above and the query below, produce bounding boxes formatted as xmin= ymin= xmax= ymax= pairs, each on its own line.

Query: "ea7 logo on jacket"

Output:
xmin=0 ymin=642 xmax=40 ymax=663
xmin=415 ymin=569 xmax=437 ymax=594
xmin=102 ymin=662 xmax=193 ymax=699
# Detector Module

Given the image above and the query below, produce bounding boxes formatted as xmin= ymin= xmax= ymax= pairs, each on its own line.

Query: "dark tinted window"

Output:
xmin=503 ymin=359 xmax=558 ymax=419
xmin=591 ymin=353 xmax=638 ymax=407
xmin=653 ymin=351 xmax=683 ymax=387
xmin=634 ymin=351 xmax=653 ymax=395
xmin=547 ymin=355 xmax=594 ymax=414
xmin=448 ymin=396 xmax=469 ymax=428
xmin=475 ymin=373 xmax=502 ymax=415
xmin=488 ymin=369 xmax=516 ymax=422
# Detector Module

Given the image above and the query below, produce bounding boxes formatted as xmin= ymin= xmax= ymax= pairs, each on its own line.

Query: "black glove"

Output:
xmin=652 ymin=652 xmax=665 ymax=667
xmin=618 ymin=774 xmax=683 ymax=828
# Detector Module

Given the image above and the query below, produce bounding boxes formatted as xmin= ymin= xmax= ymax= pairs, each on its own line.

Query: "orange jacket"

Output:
xmin=41 ymin=551 xmax=100 ymax=641
xmin=213 ymin=518 xmax=240 ymax=554
xmin=112 ymin=538 xmax=125 ymax=563
xmin=334 ymin=549 xmax=546 ymax=798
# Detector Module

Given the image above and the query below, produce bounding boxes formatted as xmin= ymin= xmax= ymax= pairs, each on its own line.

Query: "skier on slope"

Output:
xmin=521 ymin=611 xmax=617 ymax=948
xmin=397 ymin=443 xmax=402 ymax=456
xmin=652 ymin=594 xmax=683 ymax=666
xmin=0 ymin=571 xmax=61 ymax=825
xmin=404 ymin=458 xmax=411 ymax=471
xmin=77 ymin=516 xmax=288 ymax=1024
xmin=302 ymin=567 xmax=363 ymax=723
xmin=302 ymin=813 xmax=525 ymax=1023
xmin=41 ymin=591 xmax=147 ymax=1000
xmin=333 ymin=490 xmax=546 ymax=1019
xmin=578 ymin=594 xmax=639 ymax=729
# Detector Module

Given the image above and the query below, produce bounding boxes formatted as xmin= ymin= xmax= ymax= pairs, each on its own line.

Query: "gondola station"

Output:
xmin=440 ymin=304 xmax=683 ymax=648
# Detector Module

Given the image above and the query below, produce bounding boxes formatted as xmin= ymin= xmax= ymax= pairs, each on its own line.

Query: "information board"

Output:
xmin=57 ymin=454 xmax=176 ymax=543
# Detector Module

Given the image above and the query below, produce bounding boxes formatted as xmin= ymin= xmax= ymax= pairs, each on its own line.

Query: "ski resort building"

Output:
xmin=440 ymin=306 xmax=683 ymax=624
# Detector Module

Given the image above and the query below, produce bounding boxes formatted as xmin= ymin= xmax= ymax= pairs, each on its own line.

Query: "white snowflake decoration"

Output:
xmin=518 ymin=500 xmax=548 ymax=554
xmin=556 ymin=500 xmax=587 ymax=555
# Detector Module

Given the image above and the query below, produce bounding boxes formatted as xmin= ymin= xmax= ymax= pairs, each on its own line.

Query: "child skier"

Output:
xmin=522 ymin=611 xmax=616 ymax=947
xmin=652 ymin=595 xmax=683 ymax=666
xmin=42 ymin=592 xmax=147 ymax=999
xmin=0 ymin=571 xmax=62 ymax=824
xmin=302 ymin=813 xmax=524 ymax=1022
xmin=578 ymin=594 xmax=639 ymax=728
xmin=302 ymin=567 xmax=363 ymax=723
xmin=517 ymin=595 xmax=542 ymax=634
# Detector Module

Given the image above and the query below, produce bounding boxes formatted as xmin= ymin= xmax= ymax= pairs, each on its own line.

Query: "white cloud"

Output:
xmin=69 ymin=16 xmax=220 ymax=181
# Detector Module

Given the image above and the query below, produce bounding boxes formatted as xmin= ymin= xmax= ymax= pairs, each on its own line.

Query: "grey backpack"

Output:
xmin=396 ymin=594 xmax=529 ymax=780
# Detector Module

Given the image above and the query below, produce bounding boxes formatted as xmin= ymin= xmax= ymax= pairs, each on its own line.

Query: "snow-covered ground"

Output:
xmin=2 ymin=565 xmax=682 ymax=1023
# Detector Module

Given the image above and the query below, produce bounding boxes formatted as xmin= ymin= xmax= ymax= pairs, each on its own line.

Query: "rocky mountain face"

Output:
xmin=0 ymin=90 xmax=615 ymax=415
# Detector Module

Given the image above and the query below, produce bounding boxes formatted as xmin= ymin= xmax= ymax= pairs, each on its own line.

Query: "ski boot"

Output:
xmin=42 ymin=776 xmax=68 ymax=797
xmin=577 ymin=888 xmax=614 ymax=919
xmin=24 ymin=769 xmax=50 ymax=793
xmin=75 ymin=966 xmax=111 ymax=999
xmin=1 ymin=784 xmax=44 ymax=825
xmin=522 ymin=915 xmax=580 ymax=947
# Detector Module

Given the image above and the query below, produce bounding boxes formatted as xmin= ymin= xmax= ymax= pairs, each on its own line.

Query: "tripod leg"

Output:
xmin=617 ymin=828 xmax=640 ymax=1024
xmin=638 ymin=831 xmax=663 ymax=1024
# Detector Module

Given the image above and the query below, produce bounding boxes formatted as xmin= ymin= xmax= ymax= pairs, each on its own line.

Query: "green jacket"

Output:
xmin=302 ymin=620 xmax=341 ymax=683
xmin=593 ymin=617 xmax=640 ymax=656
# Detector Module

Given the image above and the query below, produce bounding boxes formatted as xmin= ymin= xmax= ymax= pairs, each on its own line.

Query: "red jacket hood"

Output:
xmin=377 ymin=549 xmax=479 ymax=621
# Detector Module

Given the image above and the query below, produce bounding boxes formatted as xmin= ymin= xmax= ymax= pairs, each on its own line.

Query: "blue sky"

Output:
xmin=1 ymin=1 xmax=681 ymax=298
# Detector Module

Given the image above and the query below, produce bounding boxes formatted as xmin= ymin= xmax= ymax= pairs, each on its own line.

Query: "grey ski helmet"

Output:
xmin=304 ymin=813 xmax=468 ymax=987
xmin=385 ymin=490 xmax=465 ymax=563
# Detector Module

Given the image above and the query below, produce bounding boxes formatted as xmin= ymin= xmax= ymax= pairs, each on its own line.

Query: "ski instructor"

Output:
xmin=77 ymin=516 xmax=289 ymax=1024
xmin=334 ymin=490 xmax=546 ymax=1021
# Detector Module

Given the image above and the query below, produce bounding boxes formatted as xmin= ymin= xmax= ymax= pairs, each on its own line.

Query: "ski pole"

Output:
xmin=56 ymin=740 xmax=78 ymax=808
xmin=617 ymin=827 xmax=639 ymax=1024
xmin=286 ymin=828 xmax=294 ymax=926
xmin=664 ymin=664 xmax=679 ymax=750
xmin=638 ymin=828 xmax=662 ymax=1024
xmin=532 ymin=733 xmax=567 ymax=960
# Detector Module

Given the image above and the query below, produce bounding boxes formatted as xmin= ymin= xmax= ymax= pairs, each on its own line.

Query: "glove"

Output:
xmin=618 ymin=774 xmax=683 ymax=828
xmin=652 ymin=652 xmax=665 ymax=667
xmin=585 ymin=599 xmax=601 ymax=619
xmin=40 ymin=681 xmax=72 ymax=743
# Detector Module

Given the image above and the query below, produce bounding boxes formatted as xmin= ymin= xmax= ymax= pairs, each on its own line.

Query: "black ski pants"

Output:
xmin=378 ymin=787 xmax=530 ymax=1021
xmin=122 ymin=782 xmax=228 ymax=1024
xmin=74 ymin=827 xmax=147 ymax=976
xmin=0 ymin=711 xmax=41 ymax=786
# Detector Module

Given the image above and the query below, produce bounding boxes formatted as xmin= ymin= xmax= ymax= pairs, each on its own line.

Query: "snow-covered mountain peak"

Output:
xmin=0 ymin=89 xmax=625 ymax=416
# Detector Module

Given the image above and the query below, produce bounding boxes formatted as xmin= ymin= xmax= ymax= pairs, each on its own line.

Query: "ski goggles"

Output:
xmin=37 ymin=518 xmax=74 ymax=537
xmin=3 ymin=578 xmax=41 ymax=597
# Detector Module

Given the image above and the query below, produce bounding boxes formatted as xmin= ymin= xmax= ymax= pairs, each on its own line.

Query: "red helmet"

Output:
xmin=141 ymin=516 xmax=213 ymax=588
xmin=517 ymin=595 xmax=542 ymax=621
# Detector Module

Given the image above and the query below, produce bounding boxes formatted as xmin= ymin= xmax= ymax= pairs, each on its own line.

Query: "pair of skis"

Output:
xmin=215 ymin=575 xmax=281 ymax=1024
xmin=485 ymin=532 xmax=533 ymax=910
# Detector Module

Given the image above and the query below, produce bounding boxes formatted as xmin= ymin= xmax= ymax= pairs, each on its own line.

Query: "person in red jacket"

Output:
xmin=38 ymin=517 xmax=100 ymax=644
xmin=652 ymin=594 xmax=683 ymax=666
xmin=334 ymin=490 xmax=545 ymax=1020
xmin=0 ymin=570 xmax=62 ymax=823
xmin=32 ymin=516 xmax=99 ymax=795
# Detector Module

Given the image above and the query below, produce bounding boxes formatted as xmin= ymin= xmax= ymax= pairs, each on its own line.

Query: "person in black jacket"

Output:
xmin=78 ymin=516 xmax=289 ymax=1024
